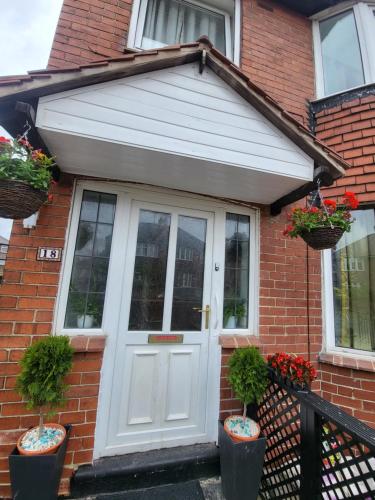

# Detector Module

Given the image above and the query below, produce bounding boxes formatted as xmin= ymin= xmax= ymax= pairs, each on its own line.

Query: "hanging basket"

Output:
xmin=300 ymin=226 xmax=344 ymax=250
xmin=0 ymin=179 xmax=47 ymax=219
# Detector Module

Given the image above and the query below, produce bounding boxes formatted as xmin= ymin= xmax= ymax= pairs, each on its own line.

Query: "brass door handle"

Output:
xmin=192 ymin=305 xmax=210 ymax=329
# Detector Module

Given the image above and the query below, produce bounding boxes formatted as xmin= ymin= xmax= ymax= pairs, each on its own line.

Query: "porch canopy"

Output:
xmin=0 ymin=38 xmax=348 ymax=206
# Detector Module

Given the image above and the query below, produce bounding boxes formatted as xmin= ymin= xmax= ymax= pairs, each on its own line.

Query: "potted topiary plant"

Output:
xmin=9 ymin=335 xmax=74 ymax=500
xmin=0 ymin=135 xmax=55 ymax=219
xmin=219 ymin=346 xmax=269 ymax=500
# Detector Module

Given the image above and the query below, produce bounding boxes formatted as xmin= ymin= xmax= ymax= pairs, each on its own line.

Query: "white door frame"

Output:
xmin=53 ymin=179 xmax=259 ymax=460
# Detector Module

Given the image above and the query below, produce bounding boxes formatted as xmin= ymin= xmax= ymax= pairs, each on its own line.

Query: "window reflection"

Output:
xmin=223 ymin=213 xmax=250 ymax=329
xmin=129 ymin=210 xmax=171 ymax=330
xmin=171 ymin=216 xmax=207 ymax=331
xmin=319 ymin=10 xmax=364 ymax=95
xmin=332 ymin=209 xmax=375 ymax=352
xmin=65 ymin=191 xmax=117 ymax=329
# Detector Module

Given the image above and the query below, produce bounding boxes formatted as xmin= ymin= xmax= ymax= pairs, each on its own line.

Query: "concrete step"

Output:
xmin=69 ymin=444 xmax=220 ymax=498
xmin=71 ymin=477 xmax=225 ymax=500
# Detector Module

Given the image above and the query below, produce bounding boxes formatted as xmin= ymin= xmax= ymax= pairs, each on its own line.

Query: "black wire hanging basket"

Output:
xmin=0 ymin=179 xmax=47 ymax=219
xmin=300 ymin=226 xmax=344 ymax=251
xmin=293 ymin=180 xmax=347 ymax=251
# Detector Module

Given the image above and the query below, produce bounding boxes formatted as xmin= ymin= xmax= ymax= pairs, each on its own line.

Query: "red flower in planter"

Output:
xmin=0 ymin=136 xmax=10 ymax=143
xmin=267 ymin=352 xmax=317 ymax=386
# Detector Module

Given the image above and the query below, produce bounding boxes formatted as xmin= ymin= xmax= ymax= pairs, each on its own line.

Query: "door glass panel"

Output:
xmin=129 ymin=210 xmax=171 ymax=330
xmin=223 ymin=213 xmax=250 ymax=329
xmin=171 ymin=215 xmax=207 ymax=331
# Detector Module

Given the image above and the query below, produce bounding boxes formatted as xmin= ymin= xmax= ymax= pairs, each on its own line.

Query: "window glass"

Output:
xmin=129 ymin=210 xmax=171 ymax=330
xmin=171 ymin=215 xmax=207 ymax=331
xmin=142 ymin=0 xmax=226 ymax=53
xmin=319 ymin=9 xmax=364 ymax=95
xmin=331 ymin=209 xmax=375 ymax=352
xmin=223 ymin=213 xmax=250 ymax=329
xmin=65 ymin=191 xmax=117 ymax=329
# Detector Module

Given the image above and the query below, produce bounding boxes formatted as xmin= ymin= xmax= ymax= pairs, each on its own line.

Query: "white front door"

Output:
xmin=104 ymin=201 xmax=215 ymax=455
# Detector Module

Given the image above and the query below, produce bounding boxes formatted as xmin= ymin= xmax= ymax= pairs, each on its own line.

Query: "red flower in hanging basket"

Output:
xmin=282 ymin=192 xmax=359 ymax=249
xmin=343 ymin=191 xmax=359 ymax=209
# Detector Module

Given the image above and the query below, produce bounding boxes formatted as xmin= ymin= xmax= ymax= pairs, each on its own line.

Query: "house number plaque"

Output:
xmin=148 ymin=334 xmax=183 ymax=344
xmin=37 ymin=247 xmax=62 ymax=262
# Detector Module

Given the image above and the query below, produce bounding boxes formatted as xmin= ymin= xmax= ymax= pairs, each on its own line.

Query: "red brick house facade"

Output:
xmin=0 ymin=0 xmax=374 ymax=497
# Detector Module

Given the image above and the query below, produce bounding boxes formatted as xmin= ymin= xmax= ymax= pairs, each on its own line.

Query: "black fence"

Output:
xmin=257 ymin=371 xmax=375 ymax=499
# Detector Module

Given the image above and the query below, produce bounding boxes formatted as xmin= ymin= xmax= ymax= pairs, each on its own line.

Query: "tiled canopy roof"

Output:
xmin=0 ymin=37 xmax=349 ymax=179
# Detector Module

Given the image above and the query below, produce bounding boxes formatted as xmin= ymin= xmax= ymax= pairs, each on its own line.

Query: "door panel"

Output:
xmin=126 ymin=349 xmax=159 ymax=426
xmin=104 ymin=201 xmax=214 ymax=454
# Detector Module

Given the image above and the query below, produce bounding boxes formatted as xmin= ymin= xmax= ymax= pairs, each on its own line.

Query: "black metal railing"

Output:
xmin=257 ymin=371 xmax=375 ymax=499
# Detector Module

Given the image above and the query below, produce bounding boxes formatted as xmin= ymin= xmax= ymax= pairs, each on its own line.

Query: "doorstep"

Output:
xmin=67 ymin=477 xmax=225 ymax=500
xmin=69 ymin=443 xmax=220 ymax=498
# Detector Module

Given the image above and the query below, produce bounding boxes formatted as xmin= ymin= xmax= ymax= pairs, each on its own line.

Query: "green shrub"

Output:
xmin=16 ymin=335 xmax=74 ymax=433
xmin=228 ymin=346 xmax=268 ymax=418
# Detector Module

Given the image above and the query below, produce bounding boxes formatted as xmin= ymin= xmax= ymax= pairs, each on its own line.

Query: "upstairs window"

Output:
xmin=128 ymin=0 xmax=240 ymax=63
xmin=313 ymin=3 xmax=375 ymax=98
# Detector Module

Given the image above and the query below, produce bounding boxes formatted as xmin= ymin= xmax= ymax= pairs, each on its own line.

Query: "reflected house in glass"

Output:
xmin=332 ymin=210 xmax=375 ymax=352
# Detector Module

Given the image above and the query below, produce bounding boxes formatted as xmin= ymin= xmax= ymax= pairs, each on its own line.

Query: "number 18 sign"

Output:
xmin=37 ymin=247 xmax=62 ymax=262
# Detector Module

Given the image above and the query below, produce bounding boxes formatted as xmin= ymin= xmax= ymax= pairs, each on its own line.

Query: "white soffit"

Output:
xmin=36 ymin=62 xmax=314 ymax=203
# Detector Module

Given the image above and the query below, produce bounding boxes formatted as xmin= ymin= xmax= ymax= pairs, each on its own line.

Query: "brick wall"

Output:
xmin=314 ymin=93 xmax=375 ymax=429
xmin=48 ymin=0 xmax=131 ymax=67
xmin=48 ymin=0 xmax=314 ymax=121
xmin=241 ymin=0 xmax=314 ymax=123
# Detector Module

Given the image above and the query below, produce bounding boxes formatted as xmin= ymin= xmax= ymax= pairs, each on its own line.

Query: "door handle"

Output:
xmin=192 ymin=305 xmax=210 ymax=329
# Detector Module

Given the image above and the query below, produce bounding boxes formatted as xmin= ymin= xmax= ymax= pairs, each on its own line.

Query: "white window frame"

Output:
xmin=54 ymin=181 xmax=259 ymax=337
xmin=127 ymin=0 xmax=241 ymax=66
xmin=312 ymin=1 xmax=375 ymax=99
xmin=323 ymin=249 xmax=375 ymax=359
xmin=221 ymin=206 xmax=259 ymax=336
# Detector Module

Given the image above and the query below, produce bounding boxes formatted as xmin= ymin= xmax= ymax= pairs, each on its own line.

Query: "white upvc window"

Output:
xmin=323 ymin=208 xmax=375 ymax=357
xmin=312 ymin=2 xmax=375 ymax=98
xmin=127 ymin=0 xmax=241 ymax=65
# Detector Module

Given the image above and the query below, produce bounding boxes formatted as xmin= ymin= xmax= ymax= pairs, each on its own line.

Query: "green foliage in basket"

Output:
xmin=16 ymin=336 xmax=74 ymax=432
xmin=228 ymin=346 xmax=268 ymax=418
xmin=0 ymin=136 xmax=54 ymax=191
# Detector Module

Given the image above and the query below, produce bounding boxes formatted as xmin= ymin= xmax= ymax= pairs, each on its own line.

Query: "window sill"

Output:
xmin=69 ymin=335 xmax=107 ymax=353
xmin=219 ymin=334 xmax=260 ymax=349
xmin=319 ymin=351 xmax=375 ymax=373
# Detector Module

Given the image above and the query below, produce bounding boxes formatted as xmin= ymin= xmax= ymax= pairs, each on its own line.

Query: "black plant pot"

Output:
xmin=219 ymin=421 xmax=266 ymax=500
xmin=9 ymin=425 xmax=71 ymax=500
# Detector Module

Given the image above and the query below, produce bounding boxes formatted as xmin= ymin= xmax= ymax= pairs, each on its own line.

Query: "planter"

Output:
xmin=9 ymin=425 xmax=71 ymax=500
xmin=300 ymin=226 xmax=344 ymax=251
xmin=0 ymin=179 xmax=47 ymax=219
xmin=225 ymin=316 xmax=236 ymax=329
xmin=17 ymin=423 xmax=66 ymax=456
xmin=219 ymin=421 xmax=266 ymax=500
xmin=224 ymin=416 xmax=260 ymax=443
xmin=77 ymin=314 xmax=94 ymax=329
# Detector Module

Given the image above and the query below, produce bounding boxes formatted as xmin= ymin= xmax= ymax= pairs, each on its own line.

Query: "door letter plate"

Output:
xmin=148 ymin=334 xmax=183 ymax=344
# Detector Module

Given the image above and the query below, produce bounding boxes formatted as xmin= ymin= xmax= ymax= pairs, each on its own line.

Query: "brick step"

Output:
xmin=68 ymin=444 xmax=220 ymax=498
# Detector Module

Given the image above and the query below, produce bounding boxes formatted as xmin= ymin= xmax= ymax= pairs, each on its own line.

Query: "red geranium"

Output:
xmin=343 ymin=191 xmax=359 ymax=209
xmin=0 ymin=136 xmax=10 ymax=143
xmin=267 ymin=352 xmax=317 ymax=387
xmin=283 ymin=192 xmax=359 ymax=240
